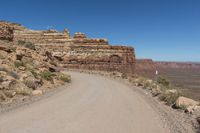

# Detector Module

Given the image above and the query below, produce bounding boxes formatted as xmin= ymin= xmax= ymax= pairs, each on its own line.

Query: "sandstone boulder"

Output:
xmin=32 ymin=90 xmax=43 ymax=96
xmin=175 ymin=96 xmax=199 ymax=108
xmin=166 ymin=89 xmax=178 ymax=94
xmin=185 ymin=105 xmax=200 ymax=114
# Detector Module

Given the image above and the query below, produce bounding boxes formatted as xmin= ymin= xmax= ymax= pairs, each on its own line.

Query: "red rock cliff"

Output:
xmin=0 ymin=21 xmax=136 ymax=75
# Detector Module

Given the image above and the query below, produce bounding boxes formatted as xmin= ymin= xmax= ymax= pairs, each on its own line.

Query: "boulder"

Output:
xmin=166 ymin=89 xmax=178 ymax=94
xmin=185 ymin=105 xmax=200 ymax=114
xmin=32 ymin=90 xmax=43 ymax=96
xmin=175 ymin=96 xmax=199 ymax=108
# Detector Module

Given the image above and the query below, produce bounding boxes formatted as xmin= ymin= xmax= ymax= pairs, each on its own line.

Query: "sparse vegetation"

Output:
xmin=60 ymin=74 xmax=71 ymax=83
xmin=40 ymin=71 xmax=56 ymax=81
xmin=14 ymin=60 xmax=25 ymax=68
xmin=24 ymin=42 xmax=35 ymax=50
xmin=18 ymin=40 xmax=35 ymax=50
xmin=23 ymin=80 xmax=36 ymax=89
xmin=17 ymin=40 xmax=26 ymax=45
xmin=30 ymin=69 xmax=39 ymax=78
xmin=159 ymin=91 xmax=180 ymax=106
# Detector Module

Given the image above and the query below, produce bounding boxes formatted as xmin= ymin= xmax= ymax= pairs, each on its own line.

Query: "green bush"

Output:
xmin=60 ymin=74 xmax=71 ymax=83
xmin=157 ymin=76 xmax=170 ymax=87
xmin=40 ymin=71 xmax=55 ymax=81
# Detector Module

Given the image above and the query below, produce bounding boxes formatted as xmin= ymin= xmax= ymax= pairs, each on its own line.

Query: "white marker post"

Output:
xmin=155 ymin=70 xmax=159 ymax=80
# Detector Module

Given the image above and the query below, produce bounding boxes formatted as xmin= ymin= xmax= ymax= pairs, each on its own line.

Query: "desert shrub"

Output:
xmin=14 ymin=60 xmax=25 ymax=68
xmin=30 ymin=69 xmax=39 ymax=78
xmin=157 ymin=76 xmax=170 ymax=87
xmin=159 ymin=91 xmax=180 ymax=106
xmin=24 ymin=42 xmax=35 ymax=50
xmin=17 ymin=40 xmax=35 ymax=50
xmin=0 ymin=67 xmax=9 ymax=72
xmin=8 ymin=71 xmax=19 ymax=79
xmin=23 ymin=80 xmax=36 ymax=89
xmin=40 ymin=71 xmax=55 ymax=81
xmin=15 ymin=88 xmax=31 ymax=96
xmin=18 ymin=40 xmax=26 ymax=45
xmin=60 ymin=74 xmax=71 ymax=83
xmin=121 ymin=73 xmax=128 ymax=79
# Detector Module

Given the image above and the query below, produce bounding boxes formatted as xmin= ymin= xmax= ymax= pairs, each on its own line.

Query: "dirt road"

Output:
xmin=0 ymin=72 xmax=171 ymax=133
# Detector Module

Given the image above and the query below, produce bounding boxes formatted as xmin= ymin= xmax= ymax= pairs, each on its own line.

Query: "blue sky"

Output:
xmin=0 ymin=0 xmax=200 ymax=61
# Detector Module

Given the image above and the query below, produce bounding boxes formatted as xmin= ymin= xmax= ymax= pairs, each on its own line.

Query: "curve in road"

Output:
xmin=0 ymin=72 xmax=170 ymax=133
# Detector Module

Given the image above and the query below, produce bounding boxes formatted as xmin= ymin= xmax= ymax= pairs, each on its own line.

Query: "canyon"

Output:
xmin=136 ymin=59 xmax=200 ymax=100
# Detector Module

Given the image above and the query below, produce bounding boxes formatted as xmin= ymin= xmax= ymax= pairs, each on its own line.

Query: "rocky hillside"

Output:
xmin=0 ymin=40 xmax=71 ymax=104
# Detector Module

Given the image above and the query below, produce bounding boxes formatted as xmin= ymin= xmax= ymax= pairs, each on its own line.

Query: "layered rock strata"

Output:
xmin=0 ymin=21 xmax=135 ymax=75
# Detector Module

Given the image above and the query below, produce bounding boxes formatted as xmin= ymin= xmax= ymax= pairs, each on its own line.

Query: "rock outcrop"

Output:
xmin=0 ymin=21 xmax=14 ymax=41
xmin=0 ymin=21 xmax=135 ymax=75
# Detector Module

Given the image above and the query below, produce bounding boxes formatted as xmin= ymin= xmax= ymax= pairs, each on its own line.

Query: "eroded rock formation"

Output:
xmin=0 ymin=21 xmax=135 ymax=75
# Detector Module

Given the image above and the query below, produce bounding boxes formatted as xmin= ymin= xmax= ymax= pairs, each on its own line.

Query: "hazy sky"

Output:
xmin=0 ymin=0 xmax=200 ymax=61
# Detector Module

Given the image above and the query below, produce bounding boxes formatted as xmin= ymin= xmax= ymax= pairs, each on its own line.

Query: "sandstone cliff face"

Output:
xmin=45 ymin=33 xmax=135 ymax=75
xmin=0 ymin=21 xmax=135 ymax=75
